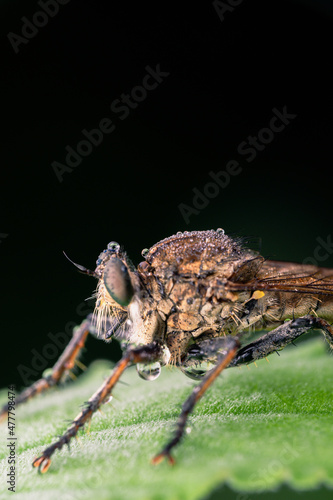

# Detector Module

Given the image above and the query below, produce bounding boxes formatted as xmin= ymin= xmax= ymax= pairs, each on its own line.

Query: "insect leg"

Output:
xmin=0 ymin=315 xmax=94 ymax=421
xmin=230 ymin=315 xmax=333 ymax=367
xmin=152 ymin=337 xmax=239 ymax=465
xmin=32 ymin=342 xmax=163 ymax=473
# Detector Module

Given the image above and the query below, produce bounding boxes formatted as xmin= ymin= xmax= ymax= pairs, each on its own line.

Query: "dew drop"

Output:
xmin=42 ymin=368 xmax=53 ymax=379
xmin=136 ymin=361 xmax=161 ymax=381
xmin=107 ymin=241 xmax=120 ymax=252
xmin=180 ymin=361 xmax=216 ymax=380
xmin=105 ymin=396 xmax=113 ymax=404
xmin=180 ymin=339 xmax=229 ymax=380
xmin=216 ymin=228 xmax=225 ymax=234
xmin=141 ymin=248 xmax=149 ymax=257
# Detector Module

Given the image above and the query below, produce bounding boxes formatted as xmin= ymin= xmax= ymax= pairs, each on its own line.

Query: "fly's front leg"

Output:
xmin=0 ymin=315 xmax=94 ymax=421
xmin=152 ymin=337 xmax=239 ymax=465
xmin=32 ymin=342 xmax=164 ymax=473
xmin=230 ymin=315 xmax=333 ymax=367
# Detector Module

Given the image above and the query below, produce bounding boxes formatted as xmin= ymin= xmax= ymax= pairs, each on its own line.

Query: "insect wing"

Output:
xmin=227 ymin=260 xmax=333 ymax=296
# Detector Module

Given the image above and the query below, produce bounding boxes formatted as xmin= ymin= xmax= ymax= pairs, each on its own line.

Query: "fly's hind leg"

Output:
xmin=0 ymin=314 xmax=98 ymax=420
xmin=230 ymin=315 xmax=333 ymax=367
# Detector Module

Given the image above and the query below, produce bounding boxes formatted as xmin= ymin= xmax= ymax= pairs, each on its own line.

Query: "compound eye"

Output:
xmin=103 ymin=258 xmax=134 ymax=307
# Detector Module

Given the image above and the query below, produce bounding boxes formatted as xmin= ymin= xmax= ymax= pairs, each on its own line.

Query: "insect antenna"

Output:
xmin=63 ymin=251 xmax=99 ymax=278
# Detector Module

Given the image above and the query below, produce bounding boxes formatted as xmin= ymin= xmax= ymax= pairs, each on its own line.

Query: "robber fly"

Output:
xmin=1 ymin=229 xmax=333 ymax=473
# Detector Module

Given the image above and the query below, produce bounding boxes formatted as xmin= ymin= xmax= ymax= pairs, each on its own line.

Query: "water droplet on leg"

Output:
xmin=180 ymin=361 xmax=215 ymax=380
xmin=136 ymin=362 xmax=161 ymax=381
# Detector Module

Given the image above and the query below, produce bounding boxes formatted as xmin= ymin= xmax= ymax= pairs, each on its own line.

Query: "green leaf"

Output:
xmin=0 ymin=338 xmax=332 ymax=500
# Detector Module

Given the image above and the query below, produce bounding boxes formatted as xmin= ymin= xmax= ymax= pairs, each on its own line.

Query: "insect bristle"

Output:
xmin=92 ymin=281 xmax=116 ymax=337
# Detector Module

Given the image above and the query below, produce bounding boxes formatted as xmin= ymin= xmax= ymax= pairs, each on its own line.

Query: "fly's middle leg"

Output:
xmin=152 ymin=336 xmax=239 ymax=465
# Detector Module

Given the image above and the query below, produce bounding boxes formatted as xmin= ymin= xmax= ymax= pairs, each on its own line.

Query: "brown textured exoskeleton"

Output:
xmin=2 ymin=229 xmax=333 ymax=472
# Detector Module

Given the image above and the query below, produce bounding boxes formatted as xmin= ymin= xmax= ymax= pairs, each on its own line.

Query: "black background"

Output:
xmin=1 ymin=0 xmax=333 ymax=390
